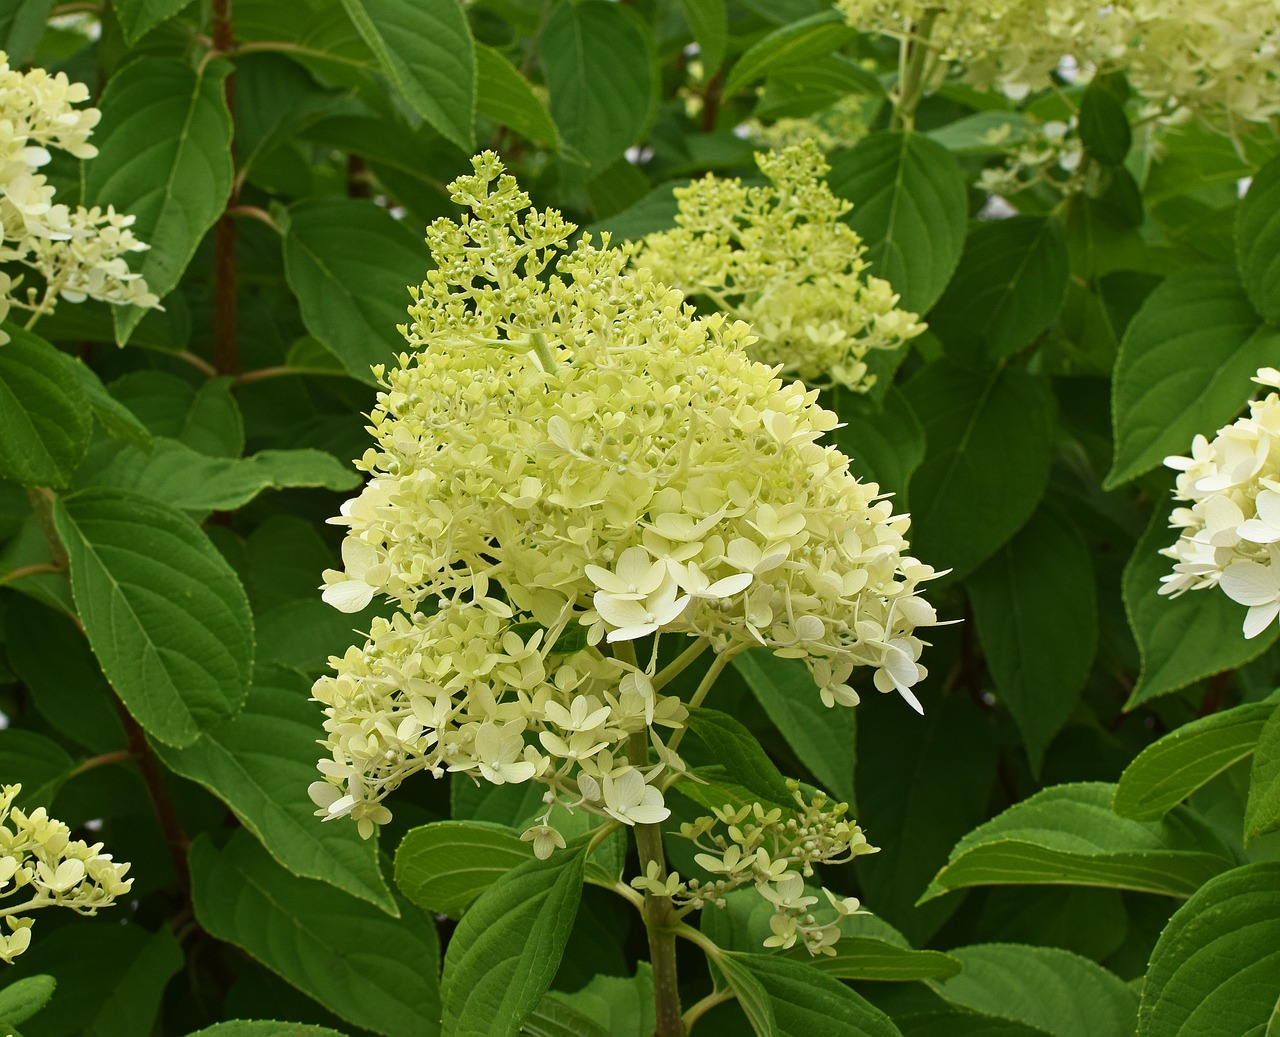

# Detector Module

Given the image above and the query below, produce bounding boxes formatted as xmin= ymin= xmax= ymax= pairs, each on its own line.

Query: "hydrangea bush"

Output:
xmin=0 ymin=3 xmax=1277 ymax=1036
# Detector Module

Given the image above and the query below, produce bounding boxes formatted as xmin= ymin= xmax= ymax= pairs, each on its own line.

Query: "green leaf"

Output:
xmin=182 ymin=1024 xmax=350 ymax=1037
xmin=1123 ymin=499 xmax=1280 ymax=708
xmin=0 ymin=0 xmax=53 ymax=65
xmin=1114 ymin=700 xmax=1276 ymax=821
xmin=925 ymin=112 xmax=1033 ymax=155
xmin=0 ymin=731 xmax=76 ymax=810
xmin=155 ymin=665 xmax=395 ymax=914
xmin=679 ymin=0 xmax=727 ymax=75
xmin=337 ymin=0 xmax=475 ymax=151
xmin=476 ymin=44 xmax=558 ymax=149
xmin=732 ymin=649 xmax=855 ymax=805
xmin=808 ymin=939 xmax=963 ymax=983
xmin=724 ymin=10 xmax=857 ymax=97
xmin=827 ymin=132 xmax=967 ymax=313
xmin=903 ymin=363 xmax=1055 ymax=582
xmin=190 ymin=831 xmax=440 ymax=1037
xmin=1078 ymin=84 xmax=1131 ymax=166
xmin=539 ymin=1 xmax=655 ymax=171
xmin=0 ymin=975 xmax=54 ymax=1026
xmin=968 ymin=507 xmax=1098 ymax=771
xmin=53 ymin=488 xmax=253 ymax=748
xmin=110 ymin=0 xmax=190 ymax=44
xmin=1138 ymin=862 xmax=1280 ymax=1037
xmin=1237 ymin=153 xmax=1280 ymax=325
xmin=924 ymin=782 xmax=1235 ymax=902
xmin=685 ymin=706 xmax=794 ymax=804
xmin=930 ymin=944 xmax=1137 ymax=1037
xmin=83 ymin=437 xmax=359 ymax=512
xmin=235 ymin=53 xmax=345 ymax=177
xmin=534 ymin=966 xmax=654 ymax=1037
xmin=1106 ymin=266 xmax=1280 ymax=488
xmin=830 ymin=384 xmax=926 ymax=505
xmin=281 ymin=197 xmax=427 ymax=383
xmin=441 ymin=848 xmax=586 ymax=1037
xmin=930 ymin=217 xmax=1070 ymax=364
xmin=719 ymin=953 xmax=903 ymax=1037
xmin=1246 ymin=706 xmax=1280 ymax=843
xmin=897 ymin=1013 xmax=1049 ymax=1037
xmin=69 ymin=361 xmax=153 ymax=453
xmin=85 ymin=58 xmax=234 ymax=343
xmin=394 ymin=820 xmax=533 ymax=918
xmin=0 ymin=326 xmax=92 ymax=488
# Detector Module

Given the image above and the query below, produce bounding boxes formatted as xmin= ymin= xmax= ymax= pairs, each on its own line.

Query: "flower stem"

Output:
xmin=892 ymin=7 xmax=941 ymax=130
xmin=664 ymin=649 xmax=735 ymax=754
xmin=627 ymin=730 xmax=684 ymax=1037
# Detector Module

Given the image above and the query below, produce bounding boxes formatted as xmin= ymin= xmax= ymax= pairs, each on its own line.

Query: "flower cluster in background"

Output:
xmin=1161 ymin=369 xmax=1280 ymax=638
xmin=633 ymin=142 xmax=925 ymax=392
xmin=838 ymin=1 xmax=1280 ymax=132
xmin=0 ymin=785 xmax=133 ymax=962
xmin=0 ymin=52 xmax=157 ymax=339
xmin=311 ymin=152 xmax=940 ymax=843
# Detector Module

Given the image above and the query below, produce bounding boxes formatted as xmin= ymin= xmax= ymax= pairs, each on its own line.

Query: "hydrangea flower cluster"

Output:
xmin=0 ymin=52 xmax=158 ymax=340
xmin=633 ymin=783 xmax=877 ymax=955
xmin=1160 ymin=369 xmax=1280 ymax=638
xmin=976 ymin=117 xmax=1086 ymax=198
xmin=632 ymin=142 xmax=925 ymax=392
xmin=838 ymin=1 xmax=1280 ymax=131
xmin=311 ymin=152 xmax=940 ymax=842
xmin=746 ymin=95 xmax=871 ymax=155
xmin=0 ymin=785 xmax=134 ymax=963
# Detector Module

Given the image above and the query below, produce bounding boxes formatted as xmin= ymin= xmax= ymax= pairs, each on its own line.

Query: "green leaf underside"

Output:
xmin=1113 ymin=699 xmax=1275 ymax=821
xmin=190 ymin=832 xmax=441 ymax=1037
xmin=85 ymin=57 xmax=234 ymax=342
xmin=0 ymin=326 xmax=92 ymax=488
xmin=394 ymin=820 xmax=533 ymax=918
xmin=1123 ymin=500 xmax=1280 ymax=709
xmin=282 ymin=197 xmax=428 ymax=383
xmin=925 ymin=782 xmax=1234 ymax=901
xmin=441 ymin=848 xmax=586 ymax=1037
xmin=1107 ymin=266 xmax=1280 ymax=488
xmin=732 ymin=650 xmax=855 ymax=805
xmin=337 ymin=0 xmax=476 ymax=151
xmin=827 ymin=131 xmax=967 ymax=314
xmin=930 ymin=943 xmax=1137 ymax=1037
xmin=53 ymin=488 xmax=253 ymax=747
xmin=1138 ymin=862 xmax=1280 ymax=1037
xmin=155 ymin=665 xmax=395 ymax=913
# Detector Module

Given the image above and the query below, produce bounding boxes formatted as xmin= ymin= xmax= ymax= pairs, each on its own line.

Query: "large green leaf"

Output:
xmin=82 ymin=437 xmax=359 ymax=512
xmin=1114 ymin=700 xmax=1275 ymax=821
xmin=930 ymin=217 xmax=1070 ymax=364
xmin=902 ymin=362 xmax=1055 ymax=582
xmin=1246 ymin=706 xmax=1280 ymax=844
xmin=732 ymin=650 xmax=855 ymax=806
xmin=723 ymin=10 xmax=857 ymax=97
xmin=69 ymin=360 xmax=153 ymax=453
xmin=85 ymin=58 xmax=234 ymax=343
xmin=337 ymin=0 xmax=475 ymax=151
xmin=0 ymin=975 xmax=55 ymax=1027
xmin=685 ymin=706 xmax=794 ymax=804
xmin=0 ymin=327 xmax=92 ymax=488
xmin=897 ymin=1014 xmax=1048 ymax=1037
xmin=830 ymin=384 xmax=926 ymax=506
xmin=930 ymin=944 xmax=1137 ymax=1037
xmin=53 ymin=488 xmax=253 ymax=747
xmin=440 ymin=848 xmax=586 ymax=1037
xmin=539 ymin=1 xmax=655 ymax=171
xmin=0 ymin=0 xmax=52 ymax=64
xmin=1237 ymin=153 xmax=1280 ymax=325
xmin=1078 ymin=83 xmax=1131 ymax=166
xmin=110 ymin=0 xmax=190 ymax=44
xmin=531 ymin=966 xmax=653 ymax=1037
xmin=394 ymin=820 xmax=533 ymax=918
xmin=155 ymin=665 xmax=394 ymax=913
xmin=923 ymin=782 xmax=1235 ymax=901
xmin=719 ymin=953 xmax=903 ymax=1037
xmin=281 ymin=197 xmax=427 ymax=383
xmin=1106 ymin=266 xmax=1280 ymax=488
xmin=1138 ymin=862 xmax=1280 ymax=1037
xmin=679 ymin=0 xmax=727 ymax=75
xmin=183 ymin=1024 xmax=349 ymax=1037
xmin=1123 ymin=499 xmax=1280 ymax=708
xmin=191 ymin=832 xmax=440 ymax=1037
xmin=827 ymin=132 xmax=967 ymax=314
xmin=476 ymin=44 xmax=559 ymax=149
xmin=968 ymin=507 xmax=1097 ymax=771
xmin=0 ymin=730 xmax=76 ymax=809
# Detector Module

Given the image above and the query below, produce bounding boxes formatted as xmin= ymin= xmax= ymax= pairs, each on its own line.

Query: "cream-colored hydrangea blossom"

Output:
xmin=0 ymin=52 xmax=158 ymax=340
xmin=634 ymin=783 xmax=877 ymax=956
xmin=311 ymin=152 xmax=941 ymax=844
xmin=0 ymin=784 xmax=133 ymax=963
xmin=745 ymin=95 xmax=871 ymax=155
xmin=1161 ymin=368 xmax=1280 ymax=638
xmin=838 ymin=1 xmax=1280 ymax=130
xmin=632 ymin=142 xmax=924 ymax=392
